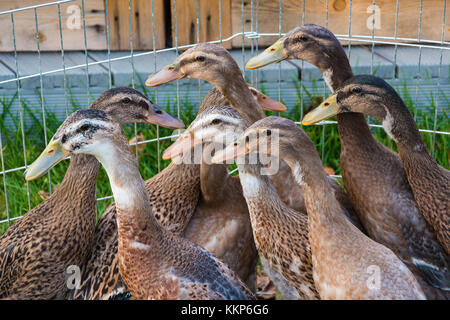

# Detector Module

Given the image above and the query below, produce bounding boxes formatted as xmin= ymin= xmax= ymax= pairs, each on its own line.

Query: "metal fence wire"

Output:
xmin=0 ymin=0 xmax=449 ymax=227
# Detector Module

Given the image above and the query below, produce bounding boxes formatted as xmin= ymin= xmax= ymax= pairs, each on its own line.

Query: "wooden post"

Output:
xmin=171 ymin=0 xmax=232 ymax=49
xmin=107 ymin=0 xmax=166 ymax=50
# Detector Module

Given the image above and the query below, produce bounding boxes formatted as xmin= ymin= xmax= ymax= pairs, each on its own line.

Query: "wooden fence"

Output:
xmin=0 ymin=0 xmax=448 ymax=51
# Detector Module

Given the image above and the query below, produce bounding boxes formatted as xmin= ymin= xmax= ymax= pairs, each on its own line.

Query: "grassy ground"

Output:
xmin=0 ymin=80 xmax=448 ymax=234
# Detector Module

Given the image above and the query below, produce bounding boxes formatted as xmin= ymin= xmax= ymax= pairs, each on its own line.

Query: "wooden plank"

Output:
xmin=171 ymin=0 xmax=232 ymax=49
xmin=231 ymin=0 xmax=450 ymax=47
xmin=0 ymin=0 xmax=107 ymax=51
xmin=107 ymin=0 xmax=165 ymax=50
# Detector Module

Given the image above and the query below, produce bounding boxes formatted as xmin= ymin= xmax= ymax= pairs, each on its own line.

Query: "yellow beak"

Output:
xmin=24 ymin=138 xmax=70 ymax=181
xmin=245 ymin=40 xmax=285 ymax=70
xmin=302 ymin=94 xmax=339 ymax=126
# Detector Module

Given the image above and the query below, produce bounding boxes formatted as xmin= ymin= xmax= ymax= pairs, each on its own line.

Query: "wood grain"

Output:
xmin=170 ymin=0 xmax=232 ymax=49
xmin=0 ymin=0 xmax=107 ymax=51
xmin=230 ymin=0 xmax=450 ymax=47
xmin=107 ymin=0 xmax=165 ymax=50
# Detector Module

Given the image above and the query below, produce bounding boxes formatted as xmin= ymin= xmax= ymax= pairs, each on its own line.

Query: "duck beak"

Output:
xmin=302 ymin=94 xmax=338 ymax=125
xmin=211 ymin=143 xmax=247 ymax=164
xmin=162 ymin=132 xmax=198 ymax=160
xmin=145 ymin=63 xmax=185 ymax=87
xmin=146 ymin=106 xmax=185 ymax=129
xmin=24 ymin=138 xmax=70 ymax=181
xmin=246 ymin=40 xmax=285 ymax=69
xmin=258 ymin=95 xmax=287 ymax=112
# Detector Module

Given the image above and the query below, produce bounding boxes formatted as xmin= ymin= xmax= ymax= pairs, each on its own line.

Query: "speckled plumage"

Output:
xmin=397 ymin=140 xmax=450 ymax=257
xmin=0 ymin=88 xmax=166 ymax=300
xmin=0 ymin=155 xmax=98 ymax=299
xmin=56 ymin=111 xmax=255 ymax=300
xmin=238 ymin=166 xmax=319 ymax=300
xmin=70 ymin=88 xmax=259 ymax=299
xmin=245 ymin=117 xmax=426 ymax=300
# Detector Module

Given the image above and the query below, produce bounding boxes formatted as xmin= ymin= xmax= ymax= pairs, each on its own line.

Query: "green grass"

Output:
xmin=0 ymin=79 xmax=448 ymax=234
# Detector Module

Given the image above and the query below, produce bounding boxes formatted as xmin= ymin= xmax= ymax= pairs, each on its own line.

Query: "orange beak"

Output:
xmin=145 ymin=112 xmax=185 ymax=130
xmin=145 ymin=65 xmax=185 ymax=87
xmin=257 ymin=95 xmax=287 ymax=112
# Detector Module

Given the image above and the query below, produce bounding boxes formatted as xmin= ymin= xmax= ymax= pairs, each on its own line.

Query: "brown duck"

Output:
xmin=145 ymin=42 xmax=363 ymax=230
xmin=0 ymin=87 xmax=184 ymax=299
xmin=248 ymin=24 xmax=450 ymax=298
xmin=215 ymin=116 xmax=426 ymax=299
xmin=167 ymin=105 xmax=319 ymax=299
xmin=305 ymin=74 xmax=450 ymax=291
xmin=29 ymin=109 xmax=255 ymax=300
xmin=69 ymin=85 xmax=282 ymax=299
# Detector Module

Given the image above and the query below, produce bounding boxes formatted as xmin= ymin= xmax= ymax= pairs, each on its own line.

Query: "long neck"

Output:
xmin=283 ymin=151 xmax=350 ymax=230
xmin=386 ymin=105 xmax=438 ymax=179
xmin=317 ymin=58 xmax=352 ymax=93
xmin=199 ymin=142 xmax=228 ymax=203
xmin=237 ymin=163 xmax=295 ymax=223
xmin=217 ymin=73 xmax=265 ymax=124
xmin=97 ymin=140 xmax=162 ymax=239
xmin=315 ymin=49 xmax=377 ymax=149
xmin=52 ymin=154 xmax=99 ymax=212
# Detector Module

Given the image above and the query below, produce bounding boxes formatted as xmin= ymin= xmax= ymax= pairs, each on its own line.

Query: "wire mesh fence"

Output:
xmin=0 ymin=0 xmax=449 ymax=228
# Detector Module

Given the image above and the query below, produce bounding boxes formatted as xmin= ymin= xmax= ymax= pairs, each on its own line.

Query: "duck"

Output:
xmin=0 ymin=87 xmax=184 ymax=299
xmin=214 ymin=116 xmax=427 ymax=299
xmin=304 ymin=74 xmax=450 ymax=286
xmin=145 ymin=42 xmax=363 ymax=230
xmin=246 ymin=24 xmax=450 ymax=298
xmin=165 ymin=105 xmax=319 ymax=299
xmin=27 ymin=108 xmax=255 ymax=300
xmin=69 ymin=85 xmax=282 ymax=299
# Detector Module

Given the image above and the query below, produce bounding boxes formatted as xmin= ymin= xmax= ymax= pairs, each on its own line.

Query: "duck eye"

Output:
xmin=351 ymin=86 xmax=362 ymax=94
xmin=266 ymin=129 xmax=272 ymax=136
xmin=80 ymin=124 xmax=90 ymax=132
xmin=122 ymin=97 xmax=131 ymax=103
xmin=155 ymin=109 xmax=162 ymax=114
xmin=211 ymin=119 xmax=222 ymax=125
xmin=298 ymin=35 xmax=309 ymax=42
xmin=61 ymin=134 xmax=67 ymax=144
xmin=196 ymin=56 xmax=206 ymax=62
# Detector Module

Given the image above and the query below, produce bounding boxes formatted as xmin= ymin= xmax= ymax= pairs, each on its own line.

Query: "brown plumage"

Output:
xmin=192 ymin=106 xmax=319 ymax=299
xmin=311 ymin=74 xmax=450 ymax=291
xmin=146 ymin=42 xmax=363 ymax=227
xmin=254 ymin=24 xmax=449 ymax=298
xmin=230 ymin=117 xmax=426 ymax=299
xmin=48 ymin=109 xmax=255 ymax=300
xmin=0 ymin=88 xmax=182 ymax=300
xmin=70 ymin=85 xmax=276 ymax=299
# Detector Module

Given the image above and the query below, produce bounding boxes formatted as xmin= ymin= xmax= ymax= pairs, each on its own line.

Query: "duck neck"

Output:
xmin=96 ymin=139 xmax=163 ymax=242
xmin=237 ymin=163 xmax=290 ymax=223
xmin=384 ymin=104 xmax=435 ymax=179
xmin=337 ymin=113 xmax=378 ymax=151
xmin=199 ymin=142 xmax=228 ymax=203
xmin=317 ymin=60 xmax=353 ymax=94
xmin=317 ymin=55 xmax=377 ymax=151
xmin=283 ymin=152 xmax=349 ymax=230
xmin=53 ymin=154 xmax=99 ymax=214
xmin=217 ymin=74 xmax=265 ymax=124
